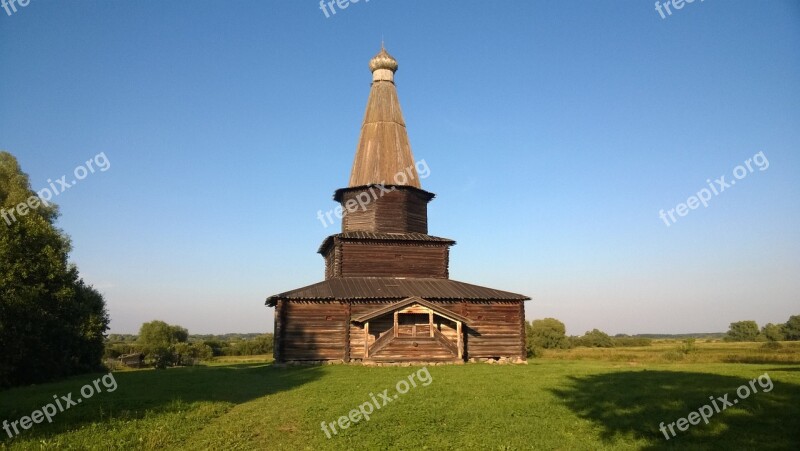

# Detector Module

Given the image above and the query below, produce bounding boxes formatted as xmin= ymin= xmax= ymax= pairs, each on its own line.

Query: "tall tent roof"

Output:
xmin=348 ymin=47 xmax=421 ymax=188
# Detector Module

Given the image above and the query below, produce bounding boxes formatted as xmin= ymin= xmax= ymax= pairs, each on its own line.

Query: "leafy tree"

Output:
xmin=0 ymin=152 xmax=109 ymax=388
xmin=233 ymin=334 xmax=274 ymax=356
xmin=526 ymin=318 xmax=569 ymax=356
xmin=761 ymin=323 xmax=785 ymax=342
xmin=202 ymin=339 xmax=227 ymax=356
xmin=725 ymin=321 xmax=760 ymax=342
xmin=191 ymin=343 xmax=214 ymax=360
xmin=137 ymin=320 xmax=188 ymax=369
xmin=171 ymin=342 xmax=213 ymax=365
xmin=784 ymin=315 xmax=800 ymax=341
xmin=573 ymin=329 xmax=614 ymax=348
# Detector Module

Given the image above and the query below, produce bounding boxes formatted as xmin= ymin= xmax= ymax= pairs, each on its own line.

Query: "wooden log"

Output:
xmin=457 ymin=321 xmax=463 ymax=359
xmin=519 ymin=301 xmax=526 ymax=360
xmin=274 ymin=300 xmax=284 ymax=362
xmin=364 ymin=322 xmax=369 ymax=358
xmin=344 ymin=301 xmax=351 ymax=362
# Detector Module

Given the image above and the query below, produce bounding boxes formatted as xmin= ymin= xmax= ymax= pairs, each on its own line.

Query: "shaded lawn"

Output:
xmin=1 ymin=361 xmax=798 ymax=450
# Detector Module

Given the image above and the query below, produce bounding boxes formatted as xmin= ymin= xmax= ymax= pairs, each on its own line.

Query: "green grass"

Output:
xmin=543 ymin=340 xmax=800 ymax=365
xmin=1 ymin=349 xmax=799 ymax=449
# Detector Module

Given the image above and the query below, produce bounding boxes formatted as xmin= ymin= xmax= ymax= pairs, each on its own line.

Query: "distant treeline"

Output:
xmin=108 ymin=333 xmax=269 ymax=342
xmin=106 ymin=322 xmax=274 ymax=369
xmin=525 ymin=316 xmax=800 ymax=358
xmin=618 ymin=333 xmax=726 ymax=339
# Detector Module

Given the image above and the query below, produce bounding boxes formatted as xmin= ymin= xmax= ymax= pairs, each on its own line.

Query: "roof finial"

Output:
xmin=369 ymin=46 xmax=398 ymax=82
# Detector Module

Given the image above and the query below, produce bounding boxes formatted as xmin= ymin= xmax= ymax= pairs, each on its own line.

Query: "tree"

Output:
xmin=233 ymin=334 xmax=274 ymax=356
xmin=761 ymin=323 xmax=785 ymax=342
xmin=725 ymin=321 xmax=760 ymax=342
xmin=526 ymin=318 xmax=569 ymax=356
xmin=137 ymin=320 xmax=188 ymax=369
xmin=0 ymin=152 xmax=109 ymax=388
xmin=784 ymin=315 xmax=800 ymax=341
xmin=574 ymin=329 xmax=614 ymax=348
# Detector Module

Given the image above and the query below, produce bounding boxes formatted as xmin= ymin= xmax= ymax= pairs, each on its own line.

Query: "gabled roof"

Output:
xmin=352 ymin=296 xmax=471 ymax=325
xmin=318 ymin=231 xmax=455 ymax=254
xmin=265 ymin=277 xmax=530 ymax=306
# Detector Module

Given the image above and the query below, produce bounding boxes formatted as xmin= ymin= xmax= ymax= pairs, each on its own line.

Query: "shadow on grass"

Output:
xmin=551 ymin=370 xmax=800 ymax=449
xmin=0 ymin=362 xmax=324 ymax=444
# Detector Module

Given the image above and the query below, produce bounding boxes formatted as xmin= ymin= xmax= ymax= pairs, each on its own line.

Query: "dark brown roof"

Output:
xmin=333 ymin=184 xmax=435 ymax=203
xmin=318 ymin=232 xmax=455 ymax=254
xmin=265 ymin=277 xmax=530 ymax=306
xmin=352 ymin=296 xmax=472 ymax=324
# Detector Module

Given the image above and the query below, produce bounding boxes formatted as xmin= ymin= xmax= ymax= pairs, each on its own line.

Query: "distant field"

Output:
xmin=1 ymin=343 xmax=799 ymax=450
xmin=543 ymin=340 xmax=800 ymax=364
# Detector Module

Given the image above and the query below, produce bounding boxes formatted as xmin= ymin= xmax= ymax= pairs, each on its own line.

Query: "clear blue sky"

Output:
xmin=1 ymin=1 xmax=798 ymax=335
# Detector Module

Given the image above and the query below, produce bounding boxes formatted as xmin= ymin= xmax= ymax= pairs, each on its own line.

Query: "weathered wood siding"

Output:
xmin=370 ymin=338 xmax=456 ymax=362
xmin=440 ymin=301 xmax=525 ymax=359
xmin=280 ymin=301 xmax=348 ymax=361
xmin=341 ymin=300 xmax=526 ymax=362
xmin=338 ymin=242 xmax=449 ymax=278
xmin=341 ymin=189 xmax=429 ymax=234
xmin=324 ymin=246 xmax=341 ymax=279
xmin=349 ymin=301 xmax=392 ymax=353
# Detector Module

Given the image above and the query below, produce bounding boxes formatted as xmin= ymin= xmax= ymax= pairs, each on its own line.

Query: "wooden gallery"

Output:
xmin=266 ymin=48 xmax=530 ymax=364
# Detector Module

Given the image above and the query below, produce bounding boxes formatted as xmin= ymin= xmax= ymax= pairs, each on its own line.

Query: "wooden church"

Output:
xmin=266 ymin=47 xmax=530 ymax=364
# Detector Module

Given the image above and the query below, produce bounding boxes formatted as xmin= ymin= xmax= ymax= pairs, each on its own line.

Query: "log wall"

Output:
xmin=338 ymin=242 xmax=449 ymax=278
xmin=341 ymin=188 xmax=429 ymax=234
xmin=277 ymin=299 xmax=526 ymax=362
xmin=444 ymin=301 xmax=526 ymax=359
xmin=280 ymin=301 xmax=348 ymax=361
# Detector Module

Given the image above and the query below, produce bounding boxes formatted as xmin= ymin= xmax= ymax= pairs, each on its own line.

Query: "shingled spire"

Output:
xmin=348 ymin=46 xmax=421 ymax=188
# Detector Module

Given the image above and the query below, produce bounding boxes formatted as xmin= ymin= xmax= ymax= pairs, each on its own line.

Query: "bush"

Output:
xmin=762 ymin=323 xmax=785 ymax=342
xmin=784 ymin=315 xmax=800 ymax=341
xmin=679 ymin=338 xmax=697 ymax=354
xmin=528 ymin=346 xmax=545 ymax=358
xmin=725 ymin=321 xmax=760 ymax=342
xmin=761 ymin=341 xmax=783 ymax=350
xmin=103 ymin=342 xmax=141 ymax=360
xmin=137 ymin=320 xmax=190 ymax=367
xmin=526 ymin=318 xmax=570 ymax=357
xmin=151 ymin=349 xmax=174 ymax=370
xmin=573 ymin=329 xmax=614 ymax=348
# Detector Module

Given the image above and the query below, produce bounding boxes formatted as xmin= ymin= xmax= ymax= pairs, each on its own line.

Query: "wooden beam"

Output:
xmin=364 ymin=322 xmax=369 ymax=359
xmin=274 ymin=300 xmax=284 ymax=362
xmin=457 ymin=321 xmax=463 ymax=360
xmin=344 ymin=301 xmax=351 ymax=362
xmin=394 ymin=312 xmax=399 ymax=337
xmin=429 ymin=311 xmax=434 ymax=337
xmin=519 ymin=301 xmax=527 ymax=360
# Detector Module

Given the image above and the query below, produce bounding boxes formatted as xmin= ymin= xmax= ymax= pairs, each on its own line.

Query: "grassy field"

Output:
xmin=542 ymin=340 xmax=800 ymax=364
xmin=1 ymin=342 xmax=799 ymax=450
